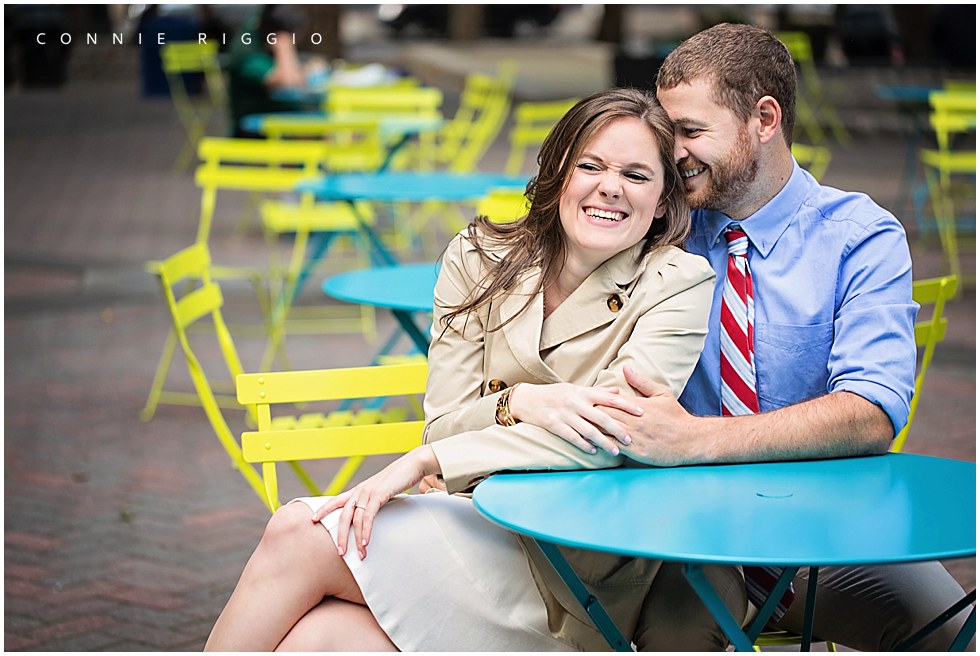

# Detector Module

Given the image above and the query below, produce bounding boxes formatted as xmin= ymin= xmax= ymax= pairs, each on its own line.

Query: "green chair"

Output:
xmin=432 ymin=64 xmax=514 ymax=172
xmin=161 ymin=41 xmax=227 ymax=172
xmin=141 ymin=138 xmax=330 ymax=421
xmin=239 ymin=362 xmax=428 ymax=510
xmin=477 ymin=187 xmax=530 ymax=224
xmin=256 ymin=117 xmax=391 ymax=359
xmin=504 ymin=98 xmax=579 ymax=175
xmin=791 ymin=143 xmax=832 ymax=181
xmin=918 ymin=90 xmax=975 ymax=285
xmin=891 ymin=275 xmax=959 ymax=453
xmin=150 ymin=243 xmax=419 ymax=511
xmin=776 ymin=32 xmax=849 ymax=146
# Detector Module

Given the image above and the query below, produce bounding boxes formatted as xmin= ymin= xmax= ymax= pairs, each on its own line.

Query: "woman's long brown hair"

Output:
xmin=440 ymin=88 xmax=690 ymax=333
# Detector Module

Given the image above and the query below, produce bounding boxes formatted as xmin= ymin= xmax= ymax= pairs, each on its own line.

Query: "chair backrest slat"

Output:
xmin=237 ymin=363 xmax=428 ymax=406
xmin=892 ymin=274 xmax=958 ymax=453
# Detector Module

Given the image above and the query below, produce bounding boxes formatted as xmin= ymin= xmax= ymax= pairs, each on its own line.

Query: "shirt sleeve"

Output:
xmin=430 ymin=254 xmax=715 ymax=493
xmin=829 ymin=215 xmax=917 ymax=435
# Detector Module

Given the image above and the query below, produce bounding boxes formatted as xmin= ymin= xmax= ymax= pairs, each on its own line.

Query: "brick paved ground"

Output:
xmin=5 ymin=36 xmax=975 ymax=652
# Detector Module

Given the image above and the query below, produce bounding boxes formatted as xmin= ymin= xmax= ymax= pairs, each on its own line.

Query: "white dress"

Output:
xmin=292 ymin=492 xmax=573 ymax=652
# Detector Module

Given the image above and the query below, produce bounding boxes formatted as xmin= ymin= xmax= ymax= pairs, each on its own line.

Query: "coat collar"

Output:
xmin=499 ymin=242 xmax=651 ymax=375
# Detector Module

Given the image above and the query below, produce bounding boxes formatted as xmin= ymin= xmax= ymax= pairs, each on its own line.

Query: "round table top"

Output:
xmin=472 ymin=453 xmax=976 ymax=567
xmin=322 ymin=262 xmax=438 ymax=313
xmin=298 ymin=172 xmax=528 ymax=203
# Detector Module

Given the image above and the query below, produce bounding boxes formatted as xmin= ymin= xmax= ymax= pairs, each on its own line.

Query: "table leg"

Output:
xmin=950 ymin=607 xmax=976 ymax=652
xmin=391 ymin=309 xmax=430 ymax=353
xmin=534 ymin=540 xmax=633 ymax=652
xmin=291 ymin=230 xmax=341 ymax=305
xmin=346 ymin=200 xmax=399 ymax=266
xmin=685 ymin=563 xmax=800 ymax=652
xmin=894 ymin=589 xmax=976 ymax=651
xmin=742 ymin=565 xmax=800 ymax=643
xmin=800 ymin=566 xmax=819 ymax=650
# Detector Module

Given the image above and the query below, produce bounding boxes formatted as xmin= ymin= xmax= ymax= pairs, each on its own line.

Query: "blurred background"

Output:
xmin=5 ymin=4 xmax=976 ymax=651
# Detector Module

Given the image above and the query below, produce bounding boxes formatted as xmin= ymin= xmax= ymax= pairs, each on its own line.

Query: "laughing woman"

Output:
xmin=205 ymin=88 xmax=715 ymax=652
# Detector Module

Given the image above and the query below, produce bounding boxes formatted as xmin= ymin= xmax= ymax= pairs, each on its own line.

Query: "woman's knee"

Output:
xmin=251 ymin=502 xmax=331 ymax=569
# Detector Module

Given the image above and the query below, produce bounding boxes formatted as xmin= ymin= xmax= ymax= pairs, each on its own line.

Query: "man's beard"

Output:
xmin=686 ymin=126 xmax=759 ymax=212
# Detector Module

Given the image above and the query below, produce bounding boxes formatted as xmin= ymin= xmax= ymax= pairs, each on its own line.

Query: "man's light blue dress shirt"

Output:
xmin=679 ymin=161 xmax=917 ymax=434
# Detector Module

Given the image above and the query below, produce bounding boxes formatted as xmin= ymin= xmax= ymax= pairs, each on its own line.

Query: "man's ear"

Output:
xmin=755 ymin=96 xmax=783 ymax=145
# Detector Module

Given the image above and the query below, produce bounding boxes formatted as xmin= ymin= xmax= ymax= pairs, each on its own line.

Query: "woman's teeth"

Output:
xmin=586 ymin=208 xmax=627 ymax=222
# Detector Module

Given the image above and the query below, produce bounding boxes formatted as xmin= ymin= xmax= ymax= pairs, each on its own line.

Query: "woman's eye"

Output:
xmin=625 ymin=172 xmax=650 ymax=182
xmin=576 ymin=162 xmax=601 ymax=172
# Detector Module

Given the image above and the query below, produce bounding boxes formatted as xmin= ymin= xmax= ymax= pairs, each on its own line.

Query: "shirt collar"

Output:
xmin=698 ymin=159 xmax=808 ymax=257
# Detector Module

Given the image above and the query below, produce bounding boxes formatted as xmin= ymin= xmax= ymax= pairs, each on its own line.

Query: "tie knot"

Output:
xmin=725 ymin=226 xmax=748 ymax=257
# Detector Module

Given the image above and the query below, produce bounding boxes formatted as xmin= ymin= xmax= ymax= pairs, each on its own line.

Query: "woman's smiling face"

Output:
xmin=558 ymin=116 xmax=666 ymax=271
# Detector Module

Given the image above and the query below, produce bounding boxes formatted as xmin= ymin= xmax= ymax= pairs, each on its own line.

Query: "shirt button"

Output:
xmin=487 ymin=379 xmax=507 ymax=393
xmin=607 ymin=294 xmax=623 ymax=312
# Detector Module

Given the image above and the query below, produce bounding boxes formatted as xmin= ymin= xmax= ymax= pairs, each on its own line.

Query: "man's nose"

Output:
xmin=673 ymin=137 xmax=689 ymax=164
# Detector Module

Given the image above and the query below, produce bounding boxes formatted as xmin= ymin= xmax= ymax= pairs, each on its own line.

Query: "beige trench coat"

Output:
xmin=423 ymin=230 xmax=715 ymax=650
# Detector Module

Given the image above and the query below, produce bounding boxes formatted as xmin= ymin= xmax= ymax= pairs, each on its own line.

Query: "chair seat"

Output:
xmin=920 ymin=148 xmax=977 ymax=173
xmin=260 ymin=200 xmax=374 ymax=233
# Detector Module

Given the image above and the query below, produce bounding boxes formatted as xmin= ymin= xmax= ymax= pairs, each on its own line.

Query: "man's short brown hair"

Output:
xmin=656 ymin=23 xmax=797 ymax=146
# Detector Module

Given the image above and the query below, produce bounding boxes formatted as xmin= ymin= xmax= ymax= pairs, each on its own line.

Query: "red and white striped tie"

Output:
xmin=720 ymin=226 xmax=759 ymax=416
xmin=720 ymin=225 xmax=795 ymax=622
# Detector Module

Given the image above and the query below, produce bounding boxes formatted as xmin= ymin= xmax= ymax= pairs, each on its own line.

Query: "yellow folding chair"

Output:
xmin=918 ymin=90 xmax=975 ymax=284
xmin=141 ymin=138 xmax=330 ymax=420
xmin=477 ymin=187 xmax=530 ymax=224
xmin=504 ymin=98 xmax=579 ymax=175
xmin=776 ymin=32 xmax=849 ymax=146
xmin=891 ymin=275 xmax=959 ymax=453
xmin=161 ymin=41 xmax=227 ymax=172
xmin=239 ymin=362 xmax=428 ymax=510
xmin=432 ymin=65 xmax=514 ymax=172
xmin=256 ymin=117 xmax=390 ymax=361
xmin=150 ymin=243 xmax=420 ymax=511
xmin=791 ymin=143 xmax=832 ymax=181
xmin=326 ymin=85 xmax=444 ymax=165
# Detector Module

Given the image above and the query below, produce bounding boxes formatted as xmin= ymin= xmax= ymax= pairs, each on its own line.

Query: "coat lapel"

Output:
xmin=539 ymin=244 xmax=649 ymax=350
xmin=498 ymin=266 xmax=561 ymax=383
xmin=498 ymin=244 xmax=651 ymax=374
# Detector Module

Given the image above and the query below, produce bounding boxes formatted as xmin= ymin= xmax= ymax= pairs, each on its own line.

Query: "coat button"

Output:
xmin=607 ymin=294 xmax=623 ymax=312
xmin=487 ymin=379 xmax=507 ymax=393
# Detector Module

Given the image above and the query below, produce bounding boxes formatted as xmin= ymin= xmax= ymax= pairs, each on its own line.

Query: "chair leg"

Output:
xmin=141 ymin=326 xmax=180 ymax=421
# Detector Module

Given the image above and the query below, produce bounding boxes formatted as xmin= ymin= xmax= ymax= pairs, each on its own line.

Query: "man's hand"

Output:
xmin=509 ymin=382 xmax=642 ymax=456
xmin=599 ymin=365 xmax=703 ymax=467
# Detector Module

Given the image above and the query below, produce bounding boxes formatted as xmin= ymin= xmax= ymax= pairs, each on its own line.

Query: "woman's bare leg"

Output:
xmin=205 ymin=502 xmax=365 ymax=651
xmin=275 ymin=598 xmax=398 ymax=652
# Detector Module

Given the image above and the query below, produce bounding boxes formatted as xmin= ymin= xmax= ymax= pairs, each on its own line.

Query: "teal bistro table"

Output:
xmin=323 ymin=262 xmax=438 ymax=354
xmin=297 ymin=172 xmax=528 ymax=267
xmin=472 ymin=453 xmax=976 ymax=651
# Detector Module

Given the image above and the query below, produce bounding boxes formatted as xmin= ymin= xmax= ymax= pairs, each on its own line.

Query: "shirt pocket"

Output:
xmin=755 ymin=321 xmax=833 ymax=407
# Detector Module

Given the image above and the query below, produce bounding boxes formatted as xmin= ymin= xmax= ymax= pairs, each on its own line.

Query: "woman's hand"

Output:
xmin=509 ymin=383 xmax=643 ymax=456
xmin=311 ymin=445 xmax=440 ymax=560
